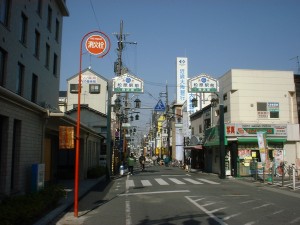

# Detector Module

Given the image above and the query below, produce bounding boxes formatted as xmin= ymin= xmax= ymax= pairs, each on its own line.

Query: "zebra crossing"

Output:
xmin=126 ymin=177 xmax=220 ymax=188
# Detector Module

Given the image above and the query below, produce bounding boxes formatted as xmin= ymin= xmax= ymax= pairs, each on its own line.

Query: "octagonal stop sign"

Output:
xmin=85 ymin=34 xmax=107 ymax=55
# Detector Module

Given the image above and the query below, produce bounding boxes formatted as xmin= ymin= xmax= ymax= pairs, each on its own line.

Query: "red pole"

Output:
xmin=74 ymin=31 xmax=111 ymax=217
xmin=74 ymin=37 xmax=83 ymax=217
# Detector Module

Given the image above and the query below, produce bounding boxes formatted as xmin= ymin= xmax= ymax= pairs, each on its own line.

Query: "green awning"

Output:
xmin=203 ymin=126 xmax=228 ymax=146
xmin=237 ymin=137 xmax=287 ymax=143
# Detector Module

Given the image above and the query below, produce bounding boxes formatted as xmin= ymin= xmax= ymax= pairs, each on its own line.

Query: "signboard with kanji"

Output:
xmin=112 ymin=73 xmax=144 ymax=93
xmin=188 ymin=74 xmax=218 ymax=93
xmin=225 ymin=123 xmax=287 ymax=137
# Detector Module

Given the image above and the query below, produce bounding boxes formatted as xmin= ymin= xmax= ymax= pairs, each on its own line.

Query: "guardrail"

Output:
xmin=252 ymin=162 xmax=300 ymax=191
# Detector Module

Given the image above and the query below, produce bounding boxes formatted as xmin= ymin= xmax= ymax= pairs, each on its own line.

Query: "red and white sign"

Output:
xmin=85 ymin=35 xmax=107 ymax=55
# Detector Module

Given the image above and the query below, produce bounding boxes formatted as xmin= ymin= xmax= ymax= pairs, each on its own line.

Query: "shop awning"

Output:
xmin=184 ymin=145 xmax=203 ymax=150
xmin=203 ymin=126 xmax=228 ymax=146
xmin=237 ymin=137 xmax=287 ymax=143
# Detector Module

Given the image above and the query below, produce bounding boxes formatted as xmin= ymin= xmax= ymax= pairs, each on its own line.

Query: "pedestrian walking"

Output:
xmin=186 ymin=156 xmax=191 ymax=172
xmin=152 ymin=155 xmax=157 ymax=165
xmin=139 ymin=154 xmax=146 ymax=171
xmin=128 ymin=153 xmax=135 ymax=175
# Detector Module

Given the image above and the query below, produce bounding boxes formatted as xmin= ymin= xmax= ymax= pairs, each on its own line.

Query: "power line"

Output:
xmin=89 ymin=0 xmax=102 ymax=31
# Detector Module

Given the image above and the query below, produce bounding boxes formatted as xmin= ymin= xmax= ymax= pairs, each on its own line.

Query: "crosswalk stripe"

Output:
xmin=168 ymin=178 xmax=185 ymax=184
xmin=126 ymin=180 xmax=135 ymax=188
xmin=183 ymin=178 xmax=203 ymax=184
xmin=197 ymin=178 xmax=220 ymax=184
xmin=141 ymin=180 xmax=152 ymax=186
xmin=155 ymin=178 xmax=169 ymax=185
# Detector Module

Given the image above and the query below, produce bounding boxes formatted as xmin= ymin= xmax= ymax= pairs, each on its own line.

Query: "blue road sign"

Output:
xmin=154 ymin=99 xmax=166 ymax=111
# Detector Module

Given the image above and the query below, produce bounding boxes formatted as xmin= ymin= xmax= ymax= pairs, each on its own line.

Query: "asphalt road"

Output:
xmin=53 ymin=164 xmax=300 ymax=225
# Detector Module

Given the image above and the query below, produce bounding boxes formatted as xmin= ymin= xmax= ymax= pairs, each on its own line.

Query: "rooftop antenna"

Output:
xmin=290 ymin=56 xmax=300 ymax=74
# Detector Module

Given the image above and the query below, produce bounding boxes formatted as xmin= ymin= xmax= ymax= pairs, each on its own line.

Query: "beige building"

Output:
xmin=192 ymin=69 xmax=300 ymax=176
xmin=66 ymin=68 xmax=108 ymax=114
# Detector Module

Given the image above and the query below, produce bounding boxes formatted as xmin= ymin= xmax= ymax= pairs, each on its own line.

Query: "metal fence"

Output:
xmin=251 ymin=162 xmax=300 ymax=190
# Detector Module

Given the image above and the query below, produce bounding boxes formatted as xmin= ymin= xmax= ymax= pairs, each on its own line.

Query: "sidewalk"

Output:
xmin=33 ymin=176 xmax=107 ymax=225
xmin=230 ymin=175 xmax=300 ymax=198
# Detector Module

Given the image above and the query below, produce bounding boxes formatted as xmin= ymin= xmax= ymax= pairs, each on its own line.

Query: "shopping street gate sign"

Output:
xmin=112 ymin=73 xmax=144 ymax=93
xmin=188 ymin=74 xmax=218 ymax=93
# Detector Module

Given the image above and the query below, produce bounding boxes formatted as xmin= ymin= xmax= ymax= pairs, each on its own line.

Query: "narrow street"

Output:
xmin=53 ymin=164 xmax=300 ymax=225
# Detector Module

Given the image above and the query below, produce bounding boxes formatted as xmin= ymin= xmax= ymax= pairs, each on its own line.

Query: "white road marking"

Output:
xmin=155 ymin=178 xmax=169 ymax=185
xmin=119 ymin=190 xmax=190 ymax=196
xmin=252 ymin=203 xmax=272 ymax=210
xmin=126 ymin=180 xmax=135 ymax=188
xmin=141 ymin=180 xmax=152 ymax=186
xmin=185 ymin=196 xmax=228 ymax=225
xmin=222 ymin=213 xmax=241 ymax=221
xmin=125 ymin=176 xmax=132 ymax=225
xmin=198 ymin=178 xmax=220 ymax=184
xmin=290 ymin=217 xmax=300 ymax=224
xmin=183 ymin=178 xmax=203 ymax=184
xmin=168 ymin=178 xmax=185 ymax=184
xmin=125 ymin=200 xmax=132 ymax=225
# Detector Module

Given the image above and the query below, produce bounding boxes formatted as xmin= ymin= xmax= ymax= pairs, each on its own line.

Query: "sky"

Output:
xmin=60 ymin=0 xmax=300 ymax=132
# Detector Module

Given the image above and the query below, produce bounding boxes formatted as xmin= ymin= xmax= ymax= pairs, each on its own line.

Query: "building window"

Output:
xmin=224 ymin=106 xmax=228 ymax=113
xmin=89 ymin=84 xmax=100 ymax=94
xmin=31 ymin=74 xmax=38 ymax=103
xmin=45 ymin=43 xmax=50 ymax=68
xmin=55 ymin=19 xmax=60 ymax=42
xmin=0 ymin=0 xmax=10 ymax=26
xmin=257 ymin=102 xmax=279 ymax=119
xmin=47 ymin=5 xmax=52 ymax=31
xmin=36 ymin=0 xmax=42 ymax=17
xmin=53 ymin=53 xmax=58 ymax=76
xmin=73 ymin=104 xmax=88 ymax=109
xmin=11 ymin=119 xmax=21 ymax=191
xmin=0 ymin=115 xmax=9 ymax=185
xmin=70 ymin=84 xmax=79 ymax=93
xmin=0 ymin=47 xmax=7 ymax=86
xmin=20 ymin=12 xmax=28 ymax=45
xmin=199 ymin=124 xmax=202 ymax=133
xmin=191 ymin=127 xmax=194 ymax=135
xmin=223 ymin=93 xmax=227 ymax=101
xmin=34 ymin=30 xmax=40 ymax=58
xmin=16 ymin=62 xmax=24 ymax=96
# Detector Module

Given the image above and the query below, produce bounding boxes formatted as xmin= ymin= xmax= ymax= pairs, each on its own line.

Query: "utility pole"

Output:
xmin=113 ymin=20 xmax=137 ymax=167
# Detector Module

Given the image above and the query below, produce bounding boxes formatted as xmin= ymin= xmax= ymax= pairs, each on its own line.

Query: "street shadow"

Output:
xmin=78 ymin=180 xmax=126 ymax=217
xmin=136 ymin=212 xmax=226 ymax=225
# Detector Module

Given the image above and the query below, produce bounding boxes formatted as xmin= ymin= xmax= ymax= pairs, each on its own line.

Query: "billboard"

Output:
xmin=176 ymin=57 xmax=188 ymax=104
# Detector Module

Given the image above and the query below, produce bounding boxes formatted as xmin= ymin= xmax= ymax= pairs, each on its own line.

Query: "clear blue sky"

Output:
xmin=60 ymin=0 xmax=300 ymax=130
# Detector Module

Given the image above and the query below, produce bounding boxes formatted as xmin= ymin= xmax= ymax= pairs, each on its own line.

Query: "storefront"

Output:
xmin=184 ymin=136 xmax=204 ymax=170
xmin=203 ymin=126 xmax=229 ymax=174
xmin=226 ymin=123 xmax=287 ymax=177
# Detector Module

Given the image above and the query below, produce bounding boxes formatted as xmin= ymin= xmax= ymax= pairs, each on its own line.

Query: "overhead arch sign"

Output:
xmin=188 ymin=74 xmax=218 ymax=93
xmin=112 ymin=73 xmax=144 ymax=93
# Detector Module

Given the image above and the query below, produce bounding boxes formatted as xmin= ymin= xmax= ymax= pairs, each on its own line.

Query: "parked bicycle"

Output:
xmin=275 ymin=161 xmax=295 ymax=178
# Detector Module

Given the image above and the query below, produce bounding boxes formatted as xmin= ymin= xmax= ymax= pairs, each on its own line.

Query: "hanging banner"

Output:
xmin=257 ymin=131 xmax=271 ymax=172
xmin=59 ymin=126 xmax=74 ymax=149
